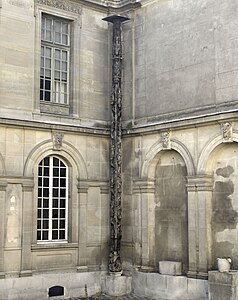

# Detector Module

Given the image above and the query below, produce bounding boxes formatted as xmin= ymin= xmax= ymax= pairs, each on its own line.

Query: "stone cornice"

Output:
xmin=187 ymin=175 xmax=213 ymax=192
xmin=0 ymin=116 xmax=110 ymax=137
xmin=77 ymin=179 xmax=109 ymax=193
xmin=133 ymin=179 xmax=155 ymax=193
xmin=0 ymin=176 xmax=34 ymax=190
xmin=124 ymin=108 xmax=238 ymax=137
xmin=36 ymin=0 xmax=141 ymax=13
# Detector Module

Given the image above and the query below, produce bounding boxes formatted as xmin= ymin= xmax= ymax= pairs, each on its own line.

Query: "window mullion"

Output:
xmin=49 ymin=156 xmax=53 ymax=241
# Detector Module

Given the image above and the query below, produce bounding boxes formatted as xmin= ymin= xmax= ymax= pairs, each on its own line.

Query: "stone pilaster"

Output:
xmin=77 ymin=180 xmax=89 ymax=272
xmin=133 ymin=180 xmax=155 ymax=271
xmin=20 ymin=179 xmax=34 ymax=277
xmin=187 ymin=175 xmax=213 ymax=279
xmin=0 ymin=180 xmax=7 ymax=278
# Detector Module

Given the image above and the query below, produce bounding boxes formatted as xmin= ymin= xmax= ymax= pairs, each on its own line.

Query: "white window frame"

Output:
xmin=37 ymin=156 xmax=68 ymax=243
xmin=40 ymin=14 xmax=70 ymax=105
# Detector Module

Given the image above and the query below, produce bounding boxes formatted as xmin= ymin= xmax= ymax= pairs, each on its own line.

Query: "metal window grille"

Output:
xmin=37 ymin=156 xmax=68 ymax=242
xmin=40 ymin=14 xmax=70 ymax=104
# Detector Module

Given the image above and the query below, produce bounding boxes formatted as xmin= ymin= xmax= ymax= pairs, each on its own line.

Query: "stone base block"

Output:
xmin=209 ymin=271 xmax=238 ymax=300
xmin=159 ymin=261 xmax=182 ymax=276
xmin=104 ymin=274 xmax=132 ymax=296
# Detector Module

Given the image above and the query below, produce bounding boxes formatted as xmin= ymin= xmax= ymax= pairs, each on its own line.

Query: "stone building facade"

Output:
xmin=1 ymin=0 xmax=238 ymax=299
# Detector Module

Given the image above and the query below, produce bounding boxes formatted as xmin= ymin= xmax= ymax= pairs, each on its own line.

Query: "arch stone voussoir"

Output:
xmin=197 ymin=131 xmax=238 ymax=174
xmin=142 ymin=138 xmax=195 ymax=179
xmin=23 ymin=139 xmax=88 ymax=179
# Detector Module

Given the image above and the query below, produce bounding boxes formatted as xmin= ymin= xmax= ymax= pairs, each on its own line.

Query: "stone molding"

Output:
xmin=24 ymin=139 xmax=88 ymax=179
xmin=0 ymin=177 xmax=34 ymax=191
xmin=221 ymin=122 xmax=233 ymax=142
xmin=132 ymin=179 xmax=155 ymax=193
xmin=187 ymin=175 xmax=213 ymax=192
xmin=0 ymin=181 xmax=7 ymax=191
xmin=52 ymin=131 xmax=64 ymax=150
xmin=161 ymin=130 xmax=171 ymax=149
xmin=36 ymin=0 xmax=82 ymax=14
xmin=142 ymin=138 xmax=195 ymax=178
xmin=77 ymin=179 xmax=109 ymax=193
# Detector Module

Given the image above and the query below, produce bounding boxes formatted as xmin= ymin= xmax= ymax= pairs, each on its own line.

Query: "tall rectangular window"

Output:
xmin=37 ymin=156 xmax=68 ymax=242
xmin=40 ymin=14 xmax=70 ymax=104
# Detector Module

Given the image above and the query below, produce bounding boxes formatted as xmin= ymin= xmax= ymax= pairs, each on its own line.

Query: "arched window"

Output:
xmin=37 ymin=156 xmax=68 ymax=242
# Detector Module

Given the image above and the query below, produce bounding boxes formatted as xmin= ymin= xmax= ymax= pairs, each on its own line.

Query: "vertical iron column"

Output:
xmin=103 ymin=15 xmax=129 ymax=273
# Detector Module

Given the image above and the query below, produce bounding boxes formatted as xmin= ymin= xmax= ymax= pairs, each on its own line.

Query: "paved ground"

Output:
xmin=69 ymin=294 xmax=152 ymax=300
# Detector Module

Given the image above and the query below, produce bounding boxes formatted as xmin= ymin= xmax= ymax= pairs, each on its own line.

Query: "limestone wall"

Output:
xmin=0 ymin=124 xmax=110 ymax=277
xmin=121 ymin=118 xmax=238 ymax=277
xmin=0 ymin=0 xmax=109 ymax=125
xmin=123 ymin=0 xmax=238 ymax=123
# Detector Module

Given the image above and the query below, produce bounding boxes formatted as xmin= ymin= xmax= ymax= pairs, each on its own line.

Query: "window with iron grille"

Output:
xmin=40 ymin=14 xmax=70 ymax=104
xmin=37 ymin=156 xmax=68 ymax=242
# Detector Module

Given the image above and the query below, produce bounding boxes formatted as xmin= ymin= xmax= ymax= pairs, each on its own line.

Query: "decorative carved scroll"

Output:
xmin=36 ymin=0 xmax=82 ymax=14
xmin=103 ymin=15 xmax=129 ymax=274
xmin=52 ymin=132 xmax=64 ymax=150
xmin=161 ymin=130 xmax=171 ymax=149
xmin=221 ymin=122 xmax=233 ymax=142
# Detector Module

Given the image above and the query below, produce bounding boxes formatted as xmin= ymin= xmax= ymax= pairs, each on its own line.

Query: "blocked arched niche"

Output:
xmin=153 ymin=149 xmax=188 ymax=273
xmin=204 ymin=141 xmax=238 ymax=269
xmin=23 ymin=139 xmax=88 ymax=179
xmin=142 ymin=139 xmax=195 ymax=179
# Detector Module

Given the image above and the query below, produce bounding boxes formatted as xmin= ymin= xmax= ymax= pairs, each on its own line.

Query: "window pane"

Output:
xmin=52 ymin=220 xmax=58 ymax=229
xmin=52 ymin=230 xmax=58 ymax=239
xmin=62 ymin=34 xmax=68 ymax=45
xmin=37 ymin=209 xmax=41 ymax=218
xmin=44 ymin=156 xmax=49 ymax=166
xmin=53 ymin=157 xmax=59 ymax=166
xmin=52 ymin=209 xmax=58 ymax=218
xmin=53 ymin=178 xmax=59 ymax=187
xmin=60 ymin=199 xmax=65 ymax=208
xmin=43 ymin=198 xmax=49 ymax=208
xmin=38 ymin=178 xmax=42 ymax=186
xmin=62 ymin=51 xmax=67 ymax=61
xmin=45 ymin=91 xmax=51 ymax=101
xmin=43 ymin=220 xmax=49 ymax=229
xmin=62 ymin=23 xmax=68 ymax=34
xmin=53 ymin=188 xmax=58 ymax=197
xmin=43 ymin=167 xmax=49 ymax=176
xmin=60 ymin=178 xmax=66 ymax=186
xmin=60 ymin=210 xmax=65 ymax=218
xmin=43 ymin=178 xmax=49 ymax=186
xmin=54 ymin=21 xmax=61 ymax=32
xmin=43 ymin=209 xmax=49 ymax=218
xmin=55 ymin=49 xmax=60 ymax=59
xmin=60 ymin=220 xmax=65 ymax=229
xmin=53 ymin=199 xmax=58 ymax=208
xmin=53 ymin=168 xmax=59 ymax=176
xmin=43 ymin=188 xmax=49 ymax=197
xmin=42 ymin=231 xmax=48 ymax=240
xmin=55 ymin=32 xmax=61 ymax=43
xmin=59 ymin=231 xmax=65 ymax=239
xmin=60 ymin=189 xmax=66 ymax=197
xmin=46 ymin=18 xmax=51 ymax=30
xmin=60 ymin=168 xmax=66 ymax=177
xmin=37 ymin=231 xmax=41 ymax=240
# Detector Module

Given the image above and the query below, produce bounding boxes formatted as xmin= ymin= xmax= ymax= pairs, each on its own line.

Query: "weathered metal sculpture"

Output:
xmin=102 ymin=15 xmax=129 ymax=273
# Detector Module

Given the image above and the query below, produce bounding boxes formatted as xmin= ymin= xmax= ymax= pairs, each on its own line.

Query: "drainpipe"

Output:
xmin=102 ymin=15 xmax=130 ymax=274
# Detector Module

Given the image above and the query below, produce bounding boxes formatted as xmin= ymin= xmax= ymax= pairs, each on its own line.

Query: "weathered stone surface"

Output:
xmin=209 ymin=271 xmax=238 ymax=300
xmin=158 ymin=261 xmax=182 ymax=276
